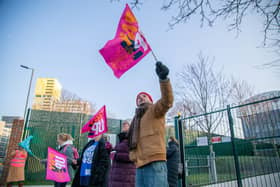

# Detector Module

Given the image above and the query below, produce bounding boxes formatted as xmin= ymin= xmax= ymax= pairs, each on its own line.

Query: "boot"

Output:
xmin=18 ymin=183 xmax=23 ymax=187
xmin=6 ymin=183 xmax=12 ymax=187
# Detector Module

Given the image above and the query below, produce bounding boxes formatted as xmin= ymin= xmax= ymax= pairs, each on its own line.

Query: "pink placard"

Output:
xmin=99 ymin=4 xmax=151 ymax=78
xmin=46 ymin=147 xmax=70 ymax=182
xmin=81 ymin=105 xmax=108 ymax=138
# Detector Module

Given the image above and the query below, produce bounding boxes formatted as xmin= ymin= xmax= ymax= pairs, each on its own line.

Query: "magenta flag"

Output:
xmin=46 ymin=147 xmax=70 ymax=182
xmin=81 ymin=105 xmax=108 ymax=138
xmin=99 ymin=4 xmax=151 ymax=78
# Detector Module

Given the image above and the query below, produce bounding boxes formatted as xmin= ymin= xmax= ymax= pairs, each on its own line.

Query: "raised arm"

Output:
xmin=153 ymin=62 xmax=174 ymax=118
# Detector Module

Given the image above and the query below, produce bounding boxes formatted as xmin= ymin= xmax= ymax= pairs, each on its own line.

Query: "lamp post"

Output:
xmin=20 ymin=65 xmax=34 ymax=123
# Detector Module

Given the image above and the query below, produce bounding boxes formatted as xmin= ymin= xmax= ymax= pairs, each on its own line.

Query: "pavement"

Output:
xmin=204 ymin=172 xmax=280 ymax=187
xmin=26 ymin=186 xmax=71 ymax=187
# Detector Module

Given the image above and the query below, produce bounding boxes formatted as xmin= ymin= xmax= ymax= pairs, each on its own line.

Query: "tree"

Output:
xmin=176 ymin=53 xmax=232 ymax=130
xmin=60 ymin=89 xmax=81 ymax=101
xmin=127 ymin=0 xmax=280 ymax=67
xmin=129 ymin=0 xmax=279 ymax=43
xmin=174 ymin=53 xmax=232 ymax=182
xmin=53 ymin=89 xmax=95 ymax=114
xmin=173 ymin=53 xmax=255 ymax=182
xmin=230 ymin=78 xmax=255 ymax=104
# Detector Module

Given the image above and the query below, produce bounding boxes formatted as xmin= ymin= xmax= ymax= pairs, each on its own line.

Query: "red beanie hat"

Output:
xmin=136 ymin=92 xmax=153 ymax=105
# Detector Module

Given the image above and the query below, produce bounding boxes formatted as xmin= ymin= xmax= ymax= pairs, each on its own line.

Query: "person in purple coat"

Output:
xmin=108 ymin=121 xmax=136 ymax=187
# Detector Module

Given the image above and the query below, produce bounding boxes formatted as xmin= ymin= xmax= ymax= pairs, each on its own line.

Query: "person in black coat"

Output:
xmin=72 ymin=135 xmax=110 ymax=187
xmin=166 ymin=136 xmax=180 ymax=187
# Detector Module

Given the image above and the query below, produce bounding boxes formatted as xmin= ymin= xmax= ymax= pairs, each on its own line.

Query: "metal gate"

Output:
xmin=174 ymin=96 xmax=280 ymax=187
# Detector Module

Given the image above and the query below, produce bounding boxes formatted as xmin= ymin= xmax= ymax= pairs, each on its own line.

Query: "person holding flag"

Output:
xmin=72 ymin=105 xmax=110 ymax=187
xmin=6 ymin=146 xmax=28 ymax=187
xmin=128 ymin=61 xmax=174 ymax=187
xmin=55 ymin=133 xmax=77 ymax=187
xmin=71 ymin=134 xmax=110 ymax=187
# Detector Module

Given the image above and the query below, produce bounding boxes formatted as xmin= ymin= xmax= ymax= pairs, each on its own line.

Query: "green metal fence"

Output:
xmin=20 ymin=96 xmax=280 ymax=186
xmin=23 ymin=109 xmax=122 ymax=184
xmin=175 ymin=96 xmax=280 ymax=187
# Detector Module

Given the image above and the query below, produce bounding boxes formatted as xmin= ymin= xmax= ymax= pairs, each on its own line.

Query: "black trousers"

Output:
xmin=54 ymin=182 xmax=67 ymax=187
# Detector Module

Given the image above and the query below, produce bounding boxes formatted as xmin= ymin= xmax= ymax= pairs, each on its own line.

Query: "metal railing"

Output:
xmin=174 ymin=96 xmax=280 ymax=187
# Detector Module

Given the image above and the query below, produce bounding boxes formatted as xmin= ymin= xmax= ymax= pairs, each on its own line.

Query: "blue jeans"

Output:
xmin=136 ymin=161 xmax=168 ymax=187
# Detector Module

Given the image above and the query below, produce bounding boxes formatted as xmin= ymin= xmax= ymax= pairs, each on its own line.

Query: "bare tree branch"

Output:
xmin=124 ymin=0 xmax=280 ymax=67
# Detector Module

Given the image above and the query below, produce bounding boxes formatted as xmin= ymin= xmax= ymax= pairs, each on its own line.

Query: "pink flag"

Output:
xmin=46 ymin=147 xmax=70 ymax=183
xmin=99 ymin=4 xmax=151 ymax=78
xmin=81 ymin=105 xmax=108 ymax=138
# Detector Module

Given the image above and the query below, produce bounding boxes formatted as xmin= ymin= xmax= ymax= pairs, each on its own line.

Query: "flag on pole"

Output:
xmin=46 ymin=147 xmax=70 ymax=182
xmin=81 ymin=105 xmax=108 ymax=138
xmin=99 ymin=4 xmax=151 ymax=78
xmin=19 ymin=135 xmax=41 ymax=160
xmin=19 ymin=135 xmax=34 ymax=156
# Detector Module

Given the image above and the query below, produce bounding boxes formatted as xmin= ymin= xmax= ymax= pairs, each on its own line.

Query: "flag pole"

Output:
xmin=139 ymin=30 xmax=159 ymax=63
xmin=151 ymin=49 xmax=158 ymax=62
xmin=32 ymin=155 xmax=41 ymax=161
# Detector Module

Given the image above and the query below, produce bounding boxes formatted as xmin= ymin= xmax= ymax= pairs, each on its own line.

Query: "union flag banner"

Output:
xmin=46 ymin=147 xmax=70 ymax=182
xmin=99 ymin=4 xmax=151 ymax=78
xmin=81 ymin=105 xmax=108 ymax=138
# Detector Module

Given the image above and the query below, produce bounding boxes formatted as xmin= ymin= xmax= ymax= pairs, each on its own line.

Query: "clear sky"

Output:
xmin=0 ymin=0 xmax=279 ymax=120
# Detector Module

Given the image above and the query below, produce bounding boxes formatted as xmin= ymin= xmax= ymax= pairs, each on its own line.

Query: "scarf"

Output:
xmin=58 ymin=140 xmax=73 ymax=149
xmin=128 ymin=103 xmax=150 ymax=150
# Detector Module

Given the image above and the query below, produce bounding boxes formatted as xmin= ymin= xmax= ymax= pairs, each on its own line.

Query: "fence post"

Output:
xmin=174 ymin=116 xmax=182 ymax=187
xmin=119 ymin=120 xmax=122 ymax=134
xmin=227 ymin=105 xmax=242 ymax=187
xmin=178 ymin=117 xmax=187 ymax=187
xmin=174 ymin=116 xmax=180 ymax=141
xmin=22 ymin=108 xmax=31 ymax=141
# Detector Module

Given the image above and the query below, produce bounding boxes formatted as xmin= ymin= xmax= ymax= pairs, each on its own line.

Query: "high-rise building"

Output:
xmin=32 ymin=78 xmax=62 ymax=111
xmin=0 ymin=116 xmax=21 ymax=158
xmin=32 ymin=78 xmax=92 ymax=114
xmin=0 ymin=121 xmax=12 ymax=158
xmin=1 ymin=116 xmax=21 ymax=128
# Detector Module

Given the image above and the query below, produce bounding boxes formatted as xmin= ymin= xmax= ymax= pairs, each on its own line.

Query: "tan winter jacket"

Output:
xmin=129 ymin=79 xmax=173 ymax=168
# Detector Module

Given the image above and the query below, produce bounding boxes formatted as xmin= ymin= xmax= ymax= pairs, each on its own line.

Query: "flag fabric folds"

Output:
xmin=18 ymin=135 xmax=35 ymax=156
xmin=99 ymin=4 xmax=151 ymax=78
xmin=81 ymin=105 xmax=108 ymax=138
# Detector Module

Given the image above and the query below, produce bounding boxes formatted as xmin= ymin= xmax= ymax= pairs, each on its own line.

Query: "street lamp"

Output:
xmin=20 ymin=65 xmax=34 ymax=122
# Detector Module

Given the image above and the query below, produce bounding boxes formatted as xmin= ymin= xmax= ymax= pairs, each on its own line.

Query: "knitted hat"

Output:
xmin=136 ymin=92 xmax=153 ymax=105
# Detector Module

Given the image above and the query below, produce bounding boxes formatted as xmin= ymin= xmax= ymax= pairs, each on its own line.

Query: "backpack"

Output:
xmin=63 ymin=144 xmax=79 ymax=170
xmin=63 ymin=144 xmax=79 ymax=160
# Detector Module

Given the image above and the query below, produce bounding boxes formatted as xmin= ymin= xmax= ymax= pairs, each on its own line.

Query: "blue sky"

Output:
xmin=0 ymin=0 xmax=279 ymax=120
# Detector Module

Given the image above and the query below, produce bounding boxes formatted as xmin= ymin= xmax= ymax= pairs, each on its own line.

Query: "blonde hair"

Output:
xmin=57 ymin=133 xmax=73 ymax=142
xmin=169 ymin=136 xmax=179 ymax=144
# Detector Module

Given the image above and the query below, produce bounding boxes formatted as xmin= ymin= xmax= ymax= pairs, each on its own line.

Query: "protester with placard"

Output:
xmin=55 ymin=133 xmax=78 ymax=186
xmin=42 ymin=133 xmax=78 ymax=187
xmin=128 ymin=62 xmax=174 ymax=187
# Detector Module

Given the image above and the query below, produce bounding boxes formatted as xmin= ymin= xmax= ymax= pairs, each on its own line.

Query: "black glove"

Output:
xmin=156 ymin=61 xmax=169 ymax=80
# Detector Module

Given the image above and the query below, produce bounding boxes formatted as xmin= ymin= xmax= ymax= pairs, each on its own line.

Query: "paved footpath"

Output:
xmin=204 ymin=172 xmax=280 ymax=187
xmin=24 ymin=185 xmax=71 ymax=187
